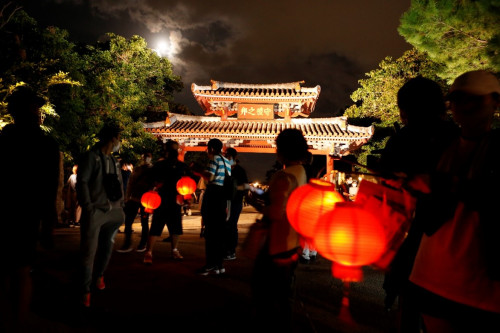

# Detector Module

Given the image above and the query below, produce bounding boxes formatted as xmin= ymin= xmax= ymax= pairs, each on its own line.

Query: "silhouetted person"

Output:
xmin=143 ymin=140 xmax=190 ymax=264
xmin=409 ymin=70 xmax=500 ymax=332
xmin=197 ymin=138 xmax=232 ymax=275
xmin=379 ymin=76 xmax=458 ymax=333
xmin=300 ymin=151 xmax=318 ymax=263
xmin=65 ymin=164 xmax=81 ymax=227
xmin=223 ymin=147 xmax=249 ymax=260
xmin=117 ymin=152 xmax=153 ymax=253
xmin=77 ymin=121 xmax=125 ymax=307
xmin=251 ymin=128 xmax=309 ymax=331
xmin=0 ymin=86 xmax=60 ymax=331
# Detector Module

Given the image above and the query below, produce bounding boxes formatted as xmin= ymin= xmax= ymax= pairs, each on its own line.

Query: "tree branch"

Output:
xmin=0 ymin=2 xmax=22 ymax=30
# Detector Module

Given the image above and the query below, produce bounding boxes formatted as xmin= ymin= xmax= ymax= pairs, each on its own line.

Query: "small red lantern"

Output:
xmin=141 ymin=190 xmax=161 ymax=213
xmin=176 ymin=176 xmax=197 ymax=196
xmin=314 ymin=202 xmax=386 ymax=281
xmin=286 ymin=178 xmax=344 ymax=239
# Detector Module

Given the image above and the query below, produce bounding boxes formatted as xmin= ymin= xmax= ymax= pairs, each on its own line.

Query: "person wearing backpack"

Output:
xmin=197 ymin=138 xmax=232 ymax=275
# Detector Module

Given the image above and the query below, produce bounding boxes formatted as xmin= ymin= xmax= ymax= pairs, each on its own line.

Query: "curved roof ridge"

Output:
xmin=211 ymin=80 xmax=305 ymax=90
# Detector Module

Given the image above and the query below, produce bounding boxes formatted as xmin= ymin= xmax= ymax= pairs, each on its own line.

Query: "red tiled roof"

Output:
xmin=191 ymin=80 xmax=321 ymax=117
xmin=192 ymin=80 xmax=320 ymax=99
xmin=144 ymin=113 xmax=373 ymax=145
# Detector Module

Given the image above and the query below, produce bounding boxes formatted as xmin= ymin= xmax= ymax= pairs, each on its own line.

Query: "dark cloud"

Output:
xmin=182 ymin=20 xmax=234 ymax=52
xmin=18 ymin=0 xmax=412 ymax=116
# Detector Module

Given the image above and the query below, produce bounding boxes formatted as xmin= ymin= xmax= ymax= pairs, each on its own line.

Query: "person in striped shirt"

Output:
xmin=197 ymin=138 xmax=232 ymax=275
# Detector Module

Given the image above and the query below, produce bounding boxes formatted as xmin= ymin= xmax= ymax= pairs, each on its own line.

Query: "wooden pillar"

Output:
xmin=326 ymin=154 xmax=334 ymax=176
xmin=221 ymin=109 xmax=228 ymax=121
xmin=284 ymin=108 xmax=291 ymax=121
xmin=178 ymin=143 xmax=186 ymax=162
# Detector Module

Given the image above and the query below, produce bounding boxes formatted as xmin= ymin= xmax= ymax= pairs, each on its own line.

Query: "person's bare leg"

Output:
xmin=144 ymin=235 xmax=158 ymax=264
xmin=147 ymin=235 xmax=159 ymax=253
xmin=171 ymin=234 xmax=179 ymax=251
xmin=171 ymin=234 xmax=183 ymax=259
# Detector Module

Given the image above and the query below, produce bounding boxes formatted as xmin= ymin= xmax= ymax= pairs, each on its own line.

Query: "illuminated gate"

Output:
xmin=144 ymin=80 xmax=373 ymax=176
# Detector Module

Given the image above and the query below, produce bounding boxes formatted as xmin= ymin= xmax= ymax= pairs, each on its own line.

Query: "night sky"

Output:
xmin=18 ymin=0 xmax=411 ymax=117
xmin=16 ymin=0 xmax=412 ymax=181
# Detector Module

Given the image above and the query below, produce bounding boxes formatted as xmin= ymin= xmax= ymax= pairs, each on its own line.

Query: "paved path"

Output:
xmin=24 ymin=205 xmax=399 ymax=333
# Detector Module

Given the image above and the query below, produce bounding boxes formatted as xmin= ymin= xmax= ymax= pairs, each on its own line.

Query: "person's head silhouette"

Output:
xmin=6 ymin=85 xmax=45 ymax=127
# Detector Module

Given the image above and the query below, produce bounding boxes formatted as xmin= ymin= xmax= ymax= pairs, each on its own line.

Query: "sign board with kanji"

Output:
xmin=237 ymin=104 xmax=274 ymax=120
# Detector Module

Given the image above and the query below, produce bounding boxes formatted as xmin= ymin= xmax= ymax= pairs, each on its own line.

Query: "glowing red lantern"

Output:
xmin=176 ymin=176 xmax=197 ymax=196
xmin=141 ymin=190 xmax=161 ymax=213
xmin=286 ymin=178 xmax=344 ymax=239
xmin=314 ymin=202 xmax=386 ymax=281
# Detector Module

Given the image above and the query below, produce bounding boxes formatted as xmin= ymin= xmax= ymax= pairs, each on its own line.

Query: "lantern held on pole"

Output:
xmin=286 ymin=178 xmax=344 ymax=240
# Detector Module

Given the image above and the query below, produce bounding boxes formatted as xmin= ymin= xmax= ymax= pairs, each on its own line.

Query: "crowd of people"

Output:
xmin=1 ymin=69 xmax=499 ymax=332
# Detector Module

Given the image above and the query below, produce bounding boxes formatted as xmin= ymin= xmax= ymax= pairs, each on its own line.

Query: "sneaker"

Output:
xmin=196 ymin=265 xmax=220 ymax=276
xmin=218 ymin=266 xmax=226 ymax=274
xmin=224 ymin=253 xmax=236 ymax=261
xmin=96 ymin=276 xmax=105 ymax=290
xmin=82 ymin=293 xmax=91 ymax=307
xmin=144 ymin=252 xmax=153 ymax=265
xmin=187 ymin=209 xmax=192 ymax=216
xmin=136 ymin=245 xmax=147 ymax=253
xmin=172 ymin=249 xmax=183 ymax=260
xmin=117 ymin=245 xmax=133 ymax=253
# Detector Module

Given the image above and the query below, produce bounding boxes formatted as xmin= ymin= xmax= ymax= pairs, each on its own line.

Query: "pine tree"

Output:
xmin=398 ymin=0 xmax=500 ymax=82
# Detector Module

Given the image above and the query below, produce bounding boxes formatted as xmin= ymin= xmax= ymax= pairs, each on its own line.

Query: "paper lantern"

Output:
xmin=286 ymin=178 xmax=344 ymax=239
xmin=314 ymin=202 xmax=386 ymax=281
xmin=176 ymin=176 xmax=197 ymax=195
xmin=141 ymin=190 xmax=161 ymax=213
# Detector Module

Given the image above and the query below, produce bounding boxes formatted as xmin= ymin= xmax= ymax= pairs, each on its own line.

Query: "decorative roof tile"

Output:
xmin=191 ymin=80 xmax=321 ymax=118
xmin=144 ymin=113 xmax=373 ymax=151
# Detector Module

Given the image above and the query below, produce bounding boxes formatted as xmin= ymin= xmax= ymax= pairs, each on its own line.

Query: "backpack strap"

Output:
xmin=219 ymin=154 xmax=229 ymax=176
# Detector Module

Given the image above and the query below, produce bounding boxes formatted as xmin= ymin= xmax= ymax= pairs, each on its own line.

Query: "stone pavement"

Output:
xmin=25 ymin=205 xmax=400 ymax=333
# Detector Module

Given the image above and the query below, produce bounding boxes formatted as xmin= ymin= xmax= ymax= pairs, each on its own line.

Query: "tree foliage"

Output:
xmin=0 ymin=7 xmax=81 ymax=130
xmin=399 ymin=0 xmax=500 ymax=82
xmin=343 ymin=49 xmax=446 ymax=169
xmin=0 ymin=8 xmax=184 ymax=166
xmin=344 ymin=0 xmax=500 ymax=168
xmin=345 ymin=49 xmax=445 ymax=128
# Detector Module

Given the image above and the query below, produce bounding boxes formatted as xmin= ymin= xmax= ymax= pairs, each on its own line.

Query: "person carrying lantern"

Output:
xmin=407 ymin=70 xmax=500 ymax=333
xmin=143 ymin=140 xmax=191 ymax=264
xmin=117 ymin=152 xmax=154 ymax=253
xmin=379 ymin=76 xmax=458 ymax=333
xmin=251 ymin=128 xmax=309 ymax=331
